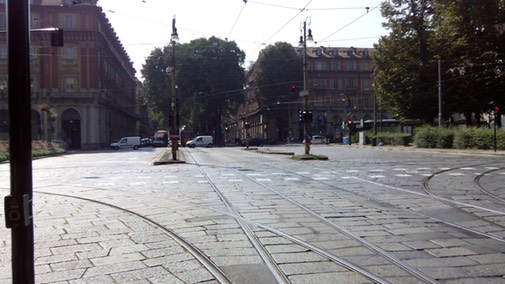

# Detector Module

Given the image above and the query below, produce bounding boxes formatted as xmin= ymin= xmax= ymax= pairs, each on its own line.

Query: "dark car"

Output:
xmin=242 ymin=136 xmax=263 ymax=146
xmin=140 ymin=138 xmax=152 ymax=147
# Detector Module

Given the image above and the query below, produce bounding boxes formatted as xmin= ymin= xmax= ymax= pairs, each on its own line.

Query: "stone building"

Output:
xmin=0 ymin=0 xmax=149 ymax=149
xmin=236 ymin=46 xmax=382 ymax=143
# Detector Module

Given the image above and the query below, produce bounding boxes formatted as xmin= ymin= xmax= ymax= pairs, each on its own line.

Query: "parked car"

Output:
xmin=110 ymin=136 xmax=141 ymax=150
xmin=140 ymin=138 xmax=152 ymax=147
xmin=242 ymin=136 xmax=263 ymax=146
xmin=311 ymin=135 xmax=326 ymax=144
xmin=186 ymin=136 xmax=213 ymax=148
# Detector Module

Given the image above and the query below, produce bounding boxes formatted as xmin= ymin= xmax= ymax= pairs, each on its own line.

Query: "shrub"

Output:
xmin=416 ymin=126 xmax=505 ymax=150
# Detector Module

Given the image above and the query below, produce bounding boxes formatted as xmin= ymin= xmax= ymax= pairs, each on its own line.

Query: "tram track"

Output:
xmin=183 ymin=150 xmax=439 ymax=283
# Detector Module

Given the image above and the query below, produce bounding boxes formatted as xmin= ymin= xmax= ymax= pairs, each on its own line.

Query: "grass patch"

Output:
xmin=292 ymin=154 xmax=328 ymax=160
xmin=0 ymin=140 xmax=66 ymax=163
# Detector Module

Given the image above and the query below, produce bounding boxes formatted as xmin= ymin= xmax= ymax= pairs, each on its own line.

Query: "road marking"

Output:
xmin=312 ymin=177 xmax=329 ymax=180
xmin=395 ymin=174 xmax=412 ymax=177
xmin=369 ymin=175 xmax=386 ymax=178
xmin=131 ymin=182 xmax=147 ymax=185
xmin=447 ymin=173 xmax=465 ymax=176
xmin=256 ymin=178 xmax=272 ymax=182
xmin=137 ymin=176 xmax=151 ymax=179
xmin=284 ymin=177 xmax=299 ymax=181
xmin=163 ymin=181 xmax=179 ymax=184
xmin=228 ymin=179 xmax=243 ymax=182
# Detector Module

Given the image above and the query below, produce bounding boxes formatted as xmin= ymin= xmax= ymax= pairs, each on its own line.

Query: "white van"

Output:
xmin=186 ymin=136 xmax=213 ymax=148
xmin=110 ymin=136 xmax=141 ymax=150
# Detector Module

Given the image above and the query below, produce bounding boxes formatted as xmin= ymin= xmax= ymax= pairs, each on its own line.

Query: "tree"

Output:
xmin=373 ymin=0 xmax=437 ymax=123
xmin=251 ymin=42 xmax=302 ymax=141
xmin=374 ymin=0 xmax=505 ymax=125
xmin=141 ymin=37 xmax=245 ymax=143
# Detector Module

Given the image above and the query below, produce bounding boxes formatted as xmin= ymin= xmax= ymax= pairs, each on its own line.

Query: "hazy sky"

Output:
xmin=97 ymin=0 xmax=388 ymax=79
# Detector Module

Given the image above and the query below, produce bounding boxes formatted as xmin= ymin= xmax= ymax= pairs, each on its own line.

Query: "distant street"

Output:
xmin=1 ymin=145 xmax=505 ymax=283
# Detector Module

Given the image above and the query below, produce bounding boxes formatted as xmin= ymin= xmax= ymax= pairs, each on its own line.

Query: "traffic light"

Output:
xmin=245 ymin=121 xmax=251 ymax=129
xmin=347 ymin=120 xmax=356 ymax=135
xmin=290 ymin=85 xmax=297 ymax=93
xmin=305 ymin=110 xmax=313 ymax=122
xmin=496 ymin=106 xmax=501 ymax=112
xmin=51 ymin=29 xmax=64 ymax=47
xmin=298 ymin=110 xmax=304 ymax=122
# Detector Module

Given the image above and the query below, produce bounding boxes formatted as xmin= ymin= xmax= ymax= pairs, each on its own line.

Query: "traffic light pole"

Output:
xmin=302 ymin=21 xmax=310 ymax=155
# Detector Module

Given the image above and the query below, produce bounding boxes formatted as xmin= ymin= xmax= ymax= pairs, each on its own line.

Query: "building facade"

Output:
xmin=0 ymin=0 xmax=149 ymax=149
xmin=236 ymin=46 xmax=383 ymax=143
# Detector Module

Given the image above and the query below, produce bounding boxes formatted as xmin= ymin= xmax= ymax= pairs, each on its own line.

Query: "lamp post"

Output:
xmin=299 ymin=17 xmax=313 ymax=155
xmin=170 ymin=16 xmax=179 ymax=160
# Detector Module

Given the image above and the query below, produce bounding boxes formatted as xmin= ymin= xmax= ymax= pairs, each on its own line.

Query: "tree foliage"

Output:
xmin=251 ymin=42 xmax=303 ymax=140
xmin=141 ymin=37 xmax=245 ymax=141
xmin=374 ymin=0 xmax=505 ymax=125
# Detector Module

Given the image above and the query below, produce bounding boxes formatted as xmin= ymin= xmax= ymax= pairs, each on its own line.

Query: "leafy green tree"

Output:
xmin=374 ymin=0 xmax=505 ymax=125
xmin=373 ymin=0 xmax=436 ymax=123
xmin=432 ymin=0 xmax=505 ymax=126
xmin=140 ymin=48 xmax=171 ymax=130
xmin=141 ymin=37 xmax=245 ymax=143
xmin=252 ymin=42 xmax=302 ymax=141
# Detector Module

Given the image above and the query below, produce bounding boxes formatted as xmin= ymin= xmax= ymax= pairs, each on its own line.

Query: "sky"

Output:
xmin=97 ymin=0 xmax=389 ymax=80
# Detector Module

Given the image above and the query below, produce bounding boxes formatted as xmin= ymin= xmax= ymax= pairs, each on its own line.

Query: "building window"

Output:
xmin=62 ymin=46 xmax=77 ymax=64
xmin=330 ymin=60 xmax=341 ymax=71
xmin=347 ymin=78 xmax=357 ymax=90
xmin=0 ymin=45 xmax=7 ymax=59
xmin=61 ymin=14 xmax=77 ymax=30
xmin=362 ymin=79 xmax=371 ymax=91
xmin=62 ymin=76 xmax=78 ymax=92
xmin=348 ymin=60 xmax=357 ymax=71
xmin=0 ymin=14 xmax=6 ymax=30
xmin=332 ymin=79 xmax=340 ymax=89
xmin=313 ymin=79 xmax=325 ymax=89
xmin=315 ymin=61 xmax=325 ymax=71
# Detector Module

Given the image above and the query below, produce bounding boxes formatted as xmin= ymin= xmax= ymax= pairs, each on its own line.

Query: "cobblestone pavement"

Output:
xmin=0 ymin=145 xmax=504 ymax=283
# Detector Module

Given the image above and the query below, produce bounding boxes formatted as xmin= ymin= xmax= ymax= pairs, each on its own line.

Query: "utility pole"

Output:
xmin=4 ymin=0 xmax=35 ymax=283
xmin=299 ymin=18 xmax=313 ymax=155
xmin=170 ymin=16 xmax=179 ymax=160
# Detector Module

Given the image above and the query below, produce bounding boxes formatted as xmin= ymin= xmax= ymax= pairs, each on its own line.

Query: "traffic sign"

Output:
xmin=299 ymin=90 xmax=309 ymax=97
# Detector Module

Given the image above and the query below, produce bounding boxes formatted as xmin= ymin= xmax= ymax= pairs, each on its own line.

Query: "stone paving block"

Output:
xmin=402 ymin=240 xmax=442 ymax=250
xmin=83 ymin=260 xmax=148 ymax=278
xmin=265 ymin=244 xmax=309 ymax=254
xmin=288 ymin=271 xmax=370 ymax=283
xmin=50 ymin=243 xmax=103 ymax=256
xmin=91 ymin=252 xmax=145 ymax=266
xmin=172 ymin=267 xmax=215 ymax=283
xmin=50 ymin=259 xmax=93 ymax=271
xmin=270 ymin=251 xmax=326 ymax=264
xmin=37 ymin=268 xmax=87 ymax=283
xmin=426 ymin=247 xmax=478 ymax=257
xmin=279 ymin=261 xmax=349 ymax=275
xmin=469 ymin=253 xmax=505 ymax=264
xmin=68 ymin=274 xmax=116 ymax=283
xmin=406 ymin=256 xmax=478 ymax=267
xmin=210 ymin=255 xmax=264 ymax=266
xmin=111 ymin=266 xmax=172 ymax=283
xmin=36 ymin=252 xmax=79 ymax=265
xmin=143 ymin=252 xmax=195 ymax=267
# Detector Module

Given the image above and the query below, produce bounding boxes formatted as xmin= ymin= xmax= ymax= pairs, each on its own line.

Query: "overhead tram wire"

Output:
xmin=317 ymin=4 xmax=381 ymax=45
xmin=248 ymin=0 xmax=313 ymax=57
xmin=226 ymin=1 xmax=248 ymax=40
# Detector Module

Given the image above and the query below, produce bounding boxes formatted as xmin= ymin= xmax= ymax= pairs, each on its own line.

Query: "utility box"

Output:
xmin=359 ymin=132 xmax=366 ymax=145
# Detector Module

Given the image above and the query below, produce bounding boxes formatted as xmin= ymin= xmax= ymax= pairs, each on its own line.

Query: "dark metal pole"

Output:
xmin=302 ymin=21 xmax=310 ymax=155
xmin=5 ymin=0 xmax=35 ymax=283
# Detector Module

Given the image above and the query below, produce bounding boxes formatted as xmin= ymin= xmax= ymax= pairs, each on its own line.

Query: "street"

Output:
xmin=1 ymin=145 xmax=505 ymax=283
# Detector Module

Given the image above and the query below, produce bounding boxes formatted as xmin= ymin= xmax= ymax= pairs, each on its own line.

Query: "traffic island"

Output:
xmin=292 ymin=154 xmax=329 ymax=160
xmin=152 ymin=150 xmax=186 ymax=165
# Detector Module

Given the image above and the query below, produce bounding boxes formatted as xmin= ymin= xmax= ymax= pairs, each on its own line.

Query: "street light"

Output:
xmin=170 ymin=15 xmax=179 ymax=160
xmin=299 ymin=17 xmax=313 ymax=155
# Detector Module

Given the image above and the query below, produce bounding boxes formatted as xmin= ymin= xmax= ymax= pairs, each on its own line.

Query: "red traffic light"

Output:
xmin=348 ymin=120 xmax=353 ymax=124
xmin=496 ymin=106 xmax=501 ymax=112
xmin=290 ymin=85 xmax=297 ymax=93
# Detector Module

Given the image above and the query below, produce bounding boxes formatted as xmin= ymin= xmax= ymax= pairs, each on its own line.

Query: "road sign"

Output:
xmin=170 ymin=131 xmax=179 ymax=140
xmin=299 ymin=90 xmax=309 ymax=97
xmin=495 ymin=23 xmax=504 ymax=35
